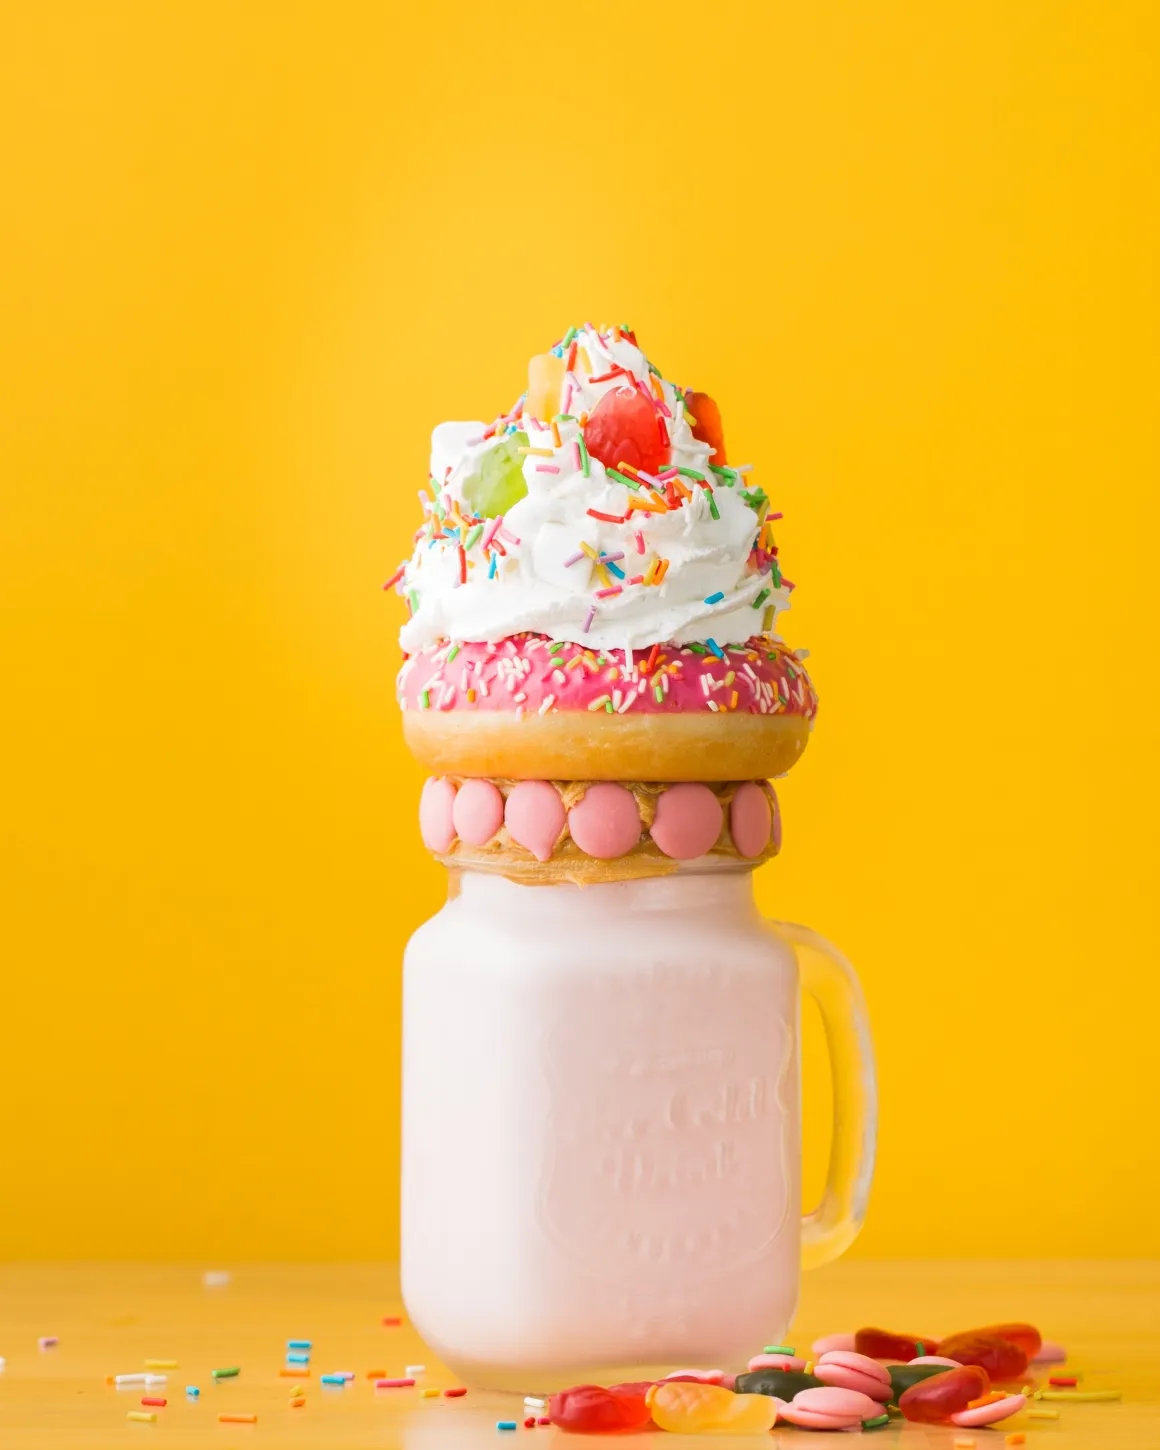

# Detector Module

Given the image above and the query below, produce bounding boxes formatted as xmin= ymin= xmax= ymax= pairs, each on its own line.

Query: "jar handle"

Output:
xmin=775 ymin=920 xmax=877 ymax=1269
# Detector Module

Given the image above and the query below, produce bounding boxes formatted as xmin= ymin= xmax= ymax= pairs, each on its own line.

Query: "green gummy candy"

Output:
xmin=888 ymin=1363 xmax=955 ymax=1402
xmin=733 ymin=1369 xmax=823 ymax=1399
xmin=462 ymin=432 xmax=528 ymax=518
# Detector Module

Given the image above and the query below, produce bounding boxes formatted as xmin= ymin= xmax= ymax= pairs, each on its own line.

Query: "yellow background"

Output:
xmin=1 ymin=2 xmax=1157 ymax=1261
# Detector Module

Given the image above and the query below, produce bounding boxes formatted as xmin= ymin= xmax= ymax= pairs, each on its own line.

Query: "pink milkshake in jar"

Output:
xmin=390 ymin=327 xmax=876 ymax=1390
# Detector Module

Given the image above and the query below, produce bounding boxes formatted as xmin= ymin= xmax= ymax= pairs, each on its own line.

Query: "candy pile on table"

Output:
xmin=548 ymin=1321 xmax=1121 ymax=1435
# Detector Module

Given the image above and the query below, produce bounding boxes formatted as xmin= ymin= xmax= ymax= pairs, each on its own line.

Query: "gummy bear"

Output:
xmin=684 ymin=390 xmax=726 ymax=464
xmin=949 ymin=1323 xmax=1042 ymax=1360
xmin=525 ymin=353 xmax=565 ymax=422
xmin=583 ymin=385 xmax=668 ymax=477
xmin=548 ymin=1382 xmax=652 ymax=1433
xmin=461 ymin=432 xmax=528 ymax=518
xmin=645 ymin=1381 xmax=776 ymax=1434
xmin=936 ymin=1332 xmax=1028 ymax=1381
xmin=888 ymin=1362 xmax=961 ymax=1403
xmin=898 ymin=1366 xmax=989 ymax=1423
xmin=854 ymin=1326 xmax=940 ymax=1360
xmin=733 ymin=1368 xmax=821 ymax=1400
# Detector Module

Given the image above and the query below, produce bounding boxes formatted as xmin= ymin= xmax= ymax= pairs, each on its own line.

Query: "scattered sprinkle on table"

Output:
xmin=212 ymin=1367 xmax=240 ymax=1379
xmin=286 ymin=1352 xmax=309 ymax=1364
xmin=280 ymin=1367 xmax=309 ymax=1377
xmin=127 ymin=1410 xmax=156 ymax=1423
xmin=381 ymin=1315 xmax=403 ymax=1326
xmin=953 ymin=1440 xmax=975 ymax=1449
xmin=420 ymin=1387 xmax=440 ymax=1398
xmin=496 ymin=1421 xmax=518 ymax=1432
xmin=145 ymin=1359 xmax=177 ymax=1369
xmin=444 ymin=1386 xmax=467 ymax=1397
xmin=320 ymin=1373 xmax=347 ymax=1385
xmin=764 ymin=1344 xmax=794 ymax=1354
xmin=524 ymin=1396 xmax=546 ymax=1409
xmin=405 ymin=1363 xmax=426 ymax=1375
xmin=290 ymin=1395 xmax=306 ymax=1408
xmin=1049 ymin=1374 xmax=1078 ymax=1386
xmin=1028 ymin=1408 xmax=1060 ymax=1419
xmin=523 ymin=1416 xmax=537 ymax=1428
xmin=218 ymin=1412 xmax=257 ymax=1423
xmin=141 ymin=1397 xmax=166 ymax=1407
xmin=186 ymin=1386 xmax=199 ymax=1397
xmin=537 ymin=1417 xmax=550 ymax=1427
xmin=375 ymin=1377 xmax=415 ymax=1388
xmin=287 ymin=1339 xmax=312 ymax=1351
xmin=38 ymin=1336 xmax=58 ymax=1350
xmin=203 ymin=1270 xmax=231 ymax=1287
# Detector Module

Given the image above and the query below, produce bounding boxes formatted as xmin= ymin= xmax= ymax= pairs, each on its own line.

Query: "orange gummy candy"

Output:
xmin=683 ymin=389 xmax=726 ymax=464
xmin=646 ymin=1380 xmax=776 ymax=1433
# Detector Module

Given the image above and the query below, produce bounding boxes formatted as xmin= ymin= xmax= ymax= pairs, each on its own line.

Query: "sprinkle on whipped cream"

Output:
xmin=389 ymin=324 xmax=793 ymax=654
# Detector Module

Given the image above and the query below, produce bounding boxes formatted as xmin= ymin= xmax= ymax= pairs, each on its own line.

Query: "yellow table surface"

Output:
xmin=0 ymin=1261 xmax=1154 ymax=1448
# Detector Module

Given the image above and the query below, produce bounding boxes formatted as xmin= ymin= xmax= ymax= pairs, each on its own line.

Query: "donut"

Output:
xmin=399 ymin=635 xmax=815 ymax=782
xmin=389 ymin=327 xmax=816 ymax=786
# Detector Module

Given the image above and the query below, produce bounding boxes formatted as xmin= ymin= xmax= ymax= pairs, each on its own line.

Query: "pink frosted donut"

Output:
xmin=662 ymin=1368 xmax=725 ymax=1385
xmin=1031 ymin=1340 xmax=1067 ymax=1364
xmin=950 ymin=1392 xmax=1026 ymax=1427
xmin=451 ymin=777 xmax=504 ymax=845
xmin=418 ymin=777 xmax=457 ymax=852
xmin=730 ymin=782 xmax=772 ymax=858
xmin=567 ymin=783 xmax=642 ymax=858
xmin=815 ymin=1350 xmax=892 ymax=1401
xmin=811 ymin=1332 xmax=857 ymax=1357
xmin=649 ymin=783 xmax=723 ymax=859
xmin=910 ymin=1355 xmax=962 ymax=1368
xmin=748 ymin=1353 xmax=807 ymax=1373
xmin=504 ymin=780 xmax=565 ymax=861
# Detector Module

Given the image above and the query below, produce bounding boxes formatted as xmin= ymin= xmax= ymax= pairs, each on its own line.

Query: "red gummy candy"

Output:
xmin=854 ymin=1326 xmax=940 ymax=1360
xmin=952 ymin=1322 xmax=1042 ymax=1360
xmin=899 ymin=1366 xmax=989 ymax=1423
xmin=684 ymin=390 xmax=727 ymax=464
xmin=548 ymin=1382 xmax=653 ymax=1433
xmin=583 ymin=385 xmax=668 ymax=477
xmin=936 ymin=1332 xmax=1028 ymax=1381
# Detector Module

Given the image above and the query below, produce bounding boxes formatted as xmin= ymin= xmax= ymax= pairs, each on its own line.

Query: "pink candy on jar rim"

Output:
xmin=950 ymin=1392 xmax=1027 ymax=1427
xmin=649 ymin=783 xmax=723 ymax=860
xmin=1032 ymin=1340 xmax=1068 ymax=1364
xmin=504 ymin=780 xmax=565 ymax=861
xmin=729 ymin=782 xmax=772 ymax=858
xmin=418 ymin=777 xmax=457 ymax=853
xmin=451 ymin=778 xmax=504 ymax=845
xmin=815 ymin=1349 xmax=892 ymax=1401
xmin=567 ymin=783 xmax=642 ymax=859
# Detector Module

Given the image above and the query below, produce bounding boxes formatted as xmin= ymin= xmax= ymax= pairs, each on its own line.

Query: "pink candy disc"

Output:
xmin=730 ymin=782 xmax=773 ymax=858
xmin=910 ymin=1355 xmax=962 ymax=1368
xmin=792 ymin=1387 xmax=882 ymax=1419
xmin=419 ymin=777 xmax=457 ymax=853
xmin=815 ymin=1350 xmax=892 ymax=1401
xmin=504 ymin=780 xmax=565 ymax=861
xmin=451 ymin=778 xmax=504 ymax=846
xmin=777 ymin=1385 xmax=881 ymax=1429
xmin=1031 ymin=1340 xmax=1067 ymax=1364
xmin=811 ymin=1332 xmax=857 ymax=1357
xmin=649 ymin=783 xmax=723 ymax=860
xmin=748 ymin=1353 xmax=806 ymax=1373
xmin=949 ymin=1392 xmax=1026 ymax=1427
xmin=662 ymin=1368 xmax=725 ymax=1384
xmin=567 ymin=783 xmax=642 ymax=859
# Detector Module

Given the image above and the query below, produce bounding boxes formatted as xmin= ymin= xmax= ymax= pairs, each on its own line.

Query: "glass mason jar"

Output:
xmin=401 ymin=862 xmax=875 ymax=1392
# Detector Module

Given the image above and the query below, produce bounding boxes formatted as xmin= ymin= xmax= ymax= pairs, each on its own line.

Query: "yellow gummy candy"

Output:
xmin=525 ymin=352 xmax=565 ymax=422
xmin=645 ymin=1381 xmax=777 ymax=1434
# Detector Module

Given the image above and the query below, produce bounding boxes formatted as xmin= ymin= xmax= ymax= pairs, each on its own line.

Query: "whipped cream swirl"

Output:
xmin=396 ymin=327 xmax=791 ymax=654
